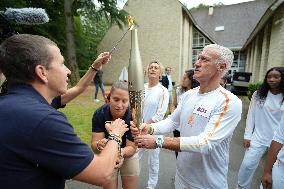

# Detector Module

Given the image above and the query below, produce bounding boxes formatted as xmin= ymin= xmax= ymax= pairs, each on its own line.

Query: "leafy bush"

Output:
xmin=79 ymin=70 xmax=87 ymax=78
xmin=247 ymin=82 xmax=262 ymax=100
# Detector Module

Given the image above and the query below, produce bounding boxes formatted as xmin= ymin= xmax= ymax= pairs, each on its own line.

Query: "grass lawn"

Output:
xmin=59 ymin=85 xmax=110 ymax=145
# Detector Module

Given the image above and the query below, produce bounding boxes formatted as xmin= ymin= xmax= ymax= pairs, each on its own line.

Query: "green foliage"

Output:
xmin=59 ymin=86 xmax=107 ymax=144
xmin=213 ymin=2 xmax=225 ymax=7
xmin=247 ymin=82 xmax=262 ymax=100
xmin=60 ymin=101 xmax=98 ymax=144
xmin=0 ymin=0 xmax=129 ymax=71
xmin=79 ymin=70 xmax=87 ymax=77
xmin=74 ymin=15 xmax=112 ymax=70
xmin=190 ymin=3 xmax=209 ymax=11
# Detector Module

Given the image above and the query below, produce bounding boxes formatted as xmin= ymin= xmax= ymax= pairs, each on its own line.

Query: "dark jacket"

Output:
xmin=161 ymin=75 xmax=169 ymax=89
xmin=93 ymin=70 xmax=103 ymax=84
xmin=161 ymin=75 xmax=175 ymax=89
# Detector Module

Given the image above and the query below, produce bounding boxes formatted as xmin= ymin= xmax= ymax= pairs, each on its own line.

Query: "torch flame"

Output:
xmin=109 ymin=15 xmax=135 ymax=55
xmin=128 ymin=15 xmax=135 ymax=30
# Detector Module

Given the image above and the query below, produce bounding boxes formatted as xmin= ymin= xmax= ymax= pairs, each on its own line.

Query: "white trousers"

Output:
xmin=272 ymin=160 xmax=284 ymax=189
xmin=259 ymin=160 xmax=284 ymax=189
xmin=138 ymin=148 xmax=160 ymax=188
xmin=237 ymin=143 xmax=267 ymax=189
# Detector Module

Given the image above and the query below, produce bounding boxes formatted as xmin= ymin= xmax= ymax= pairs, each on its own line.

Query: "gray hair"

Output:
xmin=204 ymin=44 xmax=233 ymax=76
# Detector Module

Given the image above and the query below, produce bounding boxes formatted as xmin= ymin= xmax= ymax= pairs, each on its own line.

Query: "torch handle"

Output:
xmin=109 ymin=28 xmax=131 ymax=55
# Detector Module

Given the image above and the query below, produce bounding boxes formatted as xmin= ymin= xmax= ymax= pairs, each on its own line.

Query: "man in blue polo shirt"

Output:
xmin=0 ymin=34 xmax=129 ymax=189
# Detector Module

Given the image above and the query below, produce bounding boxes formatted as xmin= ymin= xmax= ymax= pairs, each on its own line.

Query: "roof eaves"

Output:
xmin=242 ymin=0 xmax=283 ymax=49
xmin=226 ymin=46 xmax=243 ymax=51
xmin=181 ymin=5 xmax=217 ymax=44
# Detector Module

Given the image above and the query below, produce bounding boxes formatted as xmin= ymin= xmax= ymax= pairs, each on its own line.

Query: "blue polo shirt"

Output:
xmin=0 ymin=83 xmax=93 ymax=189
xmin=92 ymin=104 xmax=133 ymax=148
xmin=51 ymin=96 xmax=66 ymax=109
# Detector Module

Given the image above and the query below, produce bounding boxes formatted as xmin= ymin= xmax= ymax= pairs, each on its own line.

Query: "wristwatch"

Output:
xmin=155 ymin=135 xmax=164 ymax=148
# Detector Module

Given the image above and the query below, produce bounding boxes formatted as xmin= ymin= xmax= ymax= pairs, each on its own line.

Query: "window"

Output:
xmin=192 ymin=28 xmax=211 ymax=66
xmin=192 ymin=49 xmax=203 ymax=65
xmin=231 ymin=51 xmax=246 ymax=72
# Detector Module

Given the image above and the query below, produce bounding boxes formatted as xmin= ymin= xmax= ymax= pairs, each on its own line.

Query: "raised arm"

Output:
xmin=60 ymin=52 xmax=110 ymax=105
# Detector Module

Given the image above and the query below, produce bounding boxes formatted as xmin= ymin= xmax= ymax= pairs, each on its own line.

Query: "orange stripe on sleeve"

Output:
xmin=159 ymin=85 xmax=166 ymax=109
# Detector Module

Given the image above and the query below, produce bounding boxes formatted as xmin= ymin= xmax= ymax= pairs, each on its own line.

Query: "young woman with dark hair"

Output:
xmin=237 ymin=67 xmax=284 ymax=189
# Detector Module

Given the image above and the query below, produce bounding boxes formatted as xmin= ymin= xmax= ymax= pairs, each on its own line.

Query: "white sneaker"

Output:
xmin=94 ymin=99 xmax=100 ymax=103
xmin=146 ymin=186 xmax=154 ymax=189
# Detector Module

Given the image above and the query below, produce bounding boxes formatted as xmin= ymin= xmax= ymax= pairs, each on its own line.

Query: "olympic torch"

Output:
xmin=128 ymin=27 xmax=144 ymax=132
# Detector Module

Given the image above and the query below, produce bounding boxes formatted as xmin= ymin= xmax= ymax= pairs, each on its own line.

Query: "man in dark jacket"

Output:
xmin=93 ymin=65 xmax=106 ymax=102
xmin=161 ymin=66 xmax=174 ymax=110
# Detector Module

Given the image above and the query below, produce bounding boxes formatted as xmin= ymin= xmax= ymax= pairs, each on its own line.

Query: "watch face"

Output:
xmin=156 ymin=136 xmax=164 ymax=148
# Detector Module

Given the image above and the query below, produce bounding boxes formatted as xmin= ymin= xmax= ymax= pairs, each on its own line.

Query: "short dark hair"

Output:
xmin=182 ymin=69 xmax=199 ymax=91
xmin=0 ymin=34 xmax=57 ymax=84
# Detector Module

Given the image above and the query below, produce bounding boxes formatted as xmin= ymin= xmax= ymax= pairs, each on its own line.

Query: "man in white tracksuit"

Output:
xmin=138 ymin=61 xmax=169 ymax=189
xmin=262 ymin=116 xmax=284 ymax=189
xmin=132 ymin=44 xmax=242 ymax=189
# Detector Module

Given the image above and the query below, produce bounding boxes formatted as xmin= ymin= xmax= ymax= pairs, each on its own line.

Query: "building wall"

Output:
xmin=259 ymin=23 xmax=271 ymax=81
xmin=245 ymin=3 xmax=284 ymax=83
xmin=267 ymin=4 xmax=284 ymax=69
xmin=245 ymin=45 xmax=251 ymax=71
xmin=180 ymin=11 xmax=194 ymax=79
xmin=97 ymin=0 xmax=183 ymax=84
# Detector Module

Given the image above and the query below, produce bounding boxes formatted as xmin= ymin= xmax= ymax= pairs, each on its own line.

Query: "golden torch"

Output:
xmin=128 ymin=17 xmax=144 ymax=132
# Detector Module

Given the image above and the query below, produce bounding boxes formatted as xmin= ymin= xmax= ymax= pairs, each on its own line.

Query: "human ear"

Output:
xmin=34 ymin=65 xmax=48 ymax=83
xmin=217 ymin=62 xmax=227 ymax=73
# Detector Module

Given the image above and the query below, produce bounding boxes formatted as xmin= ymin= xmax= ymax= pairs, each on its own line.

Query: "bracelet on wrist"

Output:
xmin=107 ymin=134 xmax=122 ymax=157
xmin=90 ymin=64 xmax=99 ymax=71
xmin=148 ymin=125 xmax=155 ymax=135
xmin=109 ymin=133 xmax=122 ymax=144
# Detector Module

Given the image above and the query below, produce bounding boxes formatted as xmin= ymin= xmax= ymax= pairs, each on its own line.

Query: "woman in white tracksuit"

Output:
xmin=237 ymin=67 xmax=284 ymax=189
xmin=138 ymin=61 xmax=169 ymax=189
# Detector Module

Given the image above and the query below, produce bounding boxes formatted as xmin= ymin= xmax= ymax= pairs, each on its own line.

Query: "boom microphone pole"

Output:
xmin=0 ymin=8 xmax=49 ymax=25
xmin=0 ymin=8 xmax=49 ymax=41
